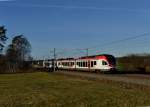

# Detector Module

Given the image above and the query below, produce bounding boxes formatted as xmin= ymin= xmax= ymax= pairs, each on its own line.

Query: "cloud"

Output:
xmin=0 ymin=3 xmax=149 ymax=13
xmin=0 ymin=0 xmax=14 ymax=1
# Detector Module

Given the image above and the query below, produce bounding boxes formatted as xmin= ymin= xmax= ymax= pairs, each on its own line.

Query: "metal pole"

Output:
xmin=53 ymin=48 xmax=56 ymax=72
xmin=86 ymin=48 xmax=89 ymax=57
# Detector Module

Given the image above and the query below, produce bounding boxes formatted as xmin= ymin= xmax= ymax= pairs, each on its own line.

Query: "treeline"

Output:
xmin=117 ymin=54 xmax=150 ymax=73
xmin=0 ymin=26 xmax=32 ymax=73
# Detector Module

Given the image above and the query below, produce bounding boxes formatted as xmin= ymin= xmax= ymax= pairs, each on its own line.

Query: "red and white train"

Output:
xmin=57 ymin=54 xmax=116 ymax=72
xmin=32 ymin=54 xmax=116 ymax=72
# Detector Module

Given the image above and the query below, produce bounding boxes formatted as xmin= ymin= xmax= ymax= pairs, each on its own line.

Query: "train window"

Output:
xmin=94 ymin=61 xmax=97 ymax=65
xmin=65 ymin=62 xmax=67 ymax=66
xmin=83 ymin=62 xmax=85 ymax=67
xmin=85 ymin=62 xmax=87 ymax=67
xmin=102 ymin=61 xmax=108 ymax=65
xmin=81 ymin=62 xmax=83 ymax=67
xmin=91 ymin=61 xmax=94 ymax=67
xmin=106 ymin=55 xmax=116 ymax=65
xmin=58 ymin=62 xmax=61 ymax=65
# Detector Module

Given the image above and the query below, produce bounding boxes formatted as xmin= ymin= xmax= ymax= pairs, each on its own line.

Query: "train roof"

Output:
xmin=57 ymin=58 xmax=75 ymax=60
xmin=56 ymin=54 xmax=115 ymax=60
xmin=79 ymin=54 xmax=115 ymax=59
xmin=32 ymin=54 xmax=115 ymax=62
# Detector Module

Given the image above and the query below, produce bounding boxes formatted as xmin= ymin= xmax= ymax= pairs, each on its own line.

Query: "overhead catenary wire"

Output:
xmin=38 ymin=32 xmax=150 ymax=59
xmin=54 ymin=32 xmax=150 ymax=57
xmin=86 ymin=32 xmax=150 ymax=50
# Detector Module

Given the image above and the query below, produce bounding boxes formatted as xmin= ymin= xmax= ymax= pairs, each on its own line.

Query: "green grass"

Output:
xmin=0 ymin=72 xmax=150 ymax=107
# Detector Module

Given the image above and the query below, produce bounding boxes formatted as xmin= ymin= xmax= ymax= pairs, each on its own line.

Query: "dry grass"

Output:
xmin=0 ymin=72 xmax=150 ymax=107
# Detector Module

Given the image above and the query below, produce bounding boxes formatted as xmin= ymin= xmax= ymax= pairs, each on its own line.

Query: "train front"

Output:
xmin=104 ymin=55 xmax=116 ymax=71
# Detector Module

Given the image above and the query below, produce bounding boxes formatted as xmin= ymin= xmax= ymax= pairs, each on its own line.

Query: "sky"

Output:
xmin=1 ymin=0 xmax=150 ymax=58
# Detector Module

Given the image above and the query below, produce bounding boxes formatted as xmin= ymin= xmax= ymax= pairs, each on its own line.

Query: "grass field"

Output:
xmin=0 ymin=72 xmax=150 ymax=107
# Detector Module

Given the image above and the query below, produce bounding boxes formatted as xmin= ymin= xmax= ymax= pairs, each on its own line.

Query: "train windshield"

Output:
xmin=106 ymin=55 xmax=116 ymax=65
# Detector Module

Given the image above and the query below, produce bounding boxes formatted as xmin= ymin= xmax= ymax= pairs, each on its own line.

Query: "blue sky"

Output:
xmin=1 ymin=0 xmax=150 ymax=58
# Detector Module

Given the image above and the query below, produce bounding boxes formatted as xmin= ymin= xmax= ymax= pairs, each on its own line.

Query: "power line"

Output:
xmin=95 ymin=38 xmax=150 ymax=56
xmin=44 ymin=32 xmax=150 ymax=59
xmin=87 ymin=33 xmax=150 ymax=50
xmin=54 ymin=33 xmax=150 ymax=57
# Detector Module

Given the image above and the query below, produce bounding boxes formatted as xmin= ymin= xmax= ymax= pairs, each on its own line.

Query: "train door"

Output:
xmin=75 ymin=60 xmax=76 ymax=70
xmin=88 ymin=60 xmax=90 ymax=71
xmin=101 ymin=60 xmax=109 ymax=70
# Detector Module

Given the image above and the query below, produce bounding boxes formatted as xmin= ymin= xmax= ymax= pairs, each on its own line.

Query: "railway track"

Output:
xmin=54 ymin=70 xmax=150 ymax=87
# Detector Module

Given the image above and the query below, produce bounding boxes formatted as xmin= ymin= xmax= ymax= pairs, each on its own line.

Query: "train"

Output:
xmin=32 ymin=54 xmax=116 ymax=72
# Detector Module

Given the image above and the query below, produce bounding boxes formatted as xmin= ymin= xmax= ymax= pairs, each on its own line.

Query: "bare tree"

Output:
xmin=0 ymin=26 xmax=8 ymax=52
xmin=6 ymin=35 xmax=31 ymax=72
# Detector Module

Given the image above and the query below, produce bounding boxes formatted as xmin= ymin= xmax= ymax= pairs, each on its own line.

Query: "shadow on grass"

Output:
xmin=0 ymin=68 xmax=54 ymax=74
xmin=112 ymin=69 xmax=150 ymax=75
